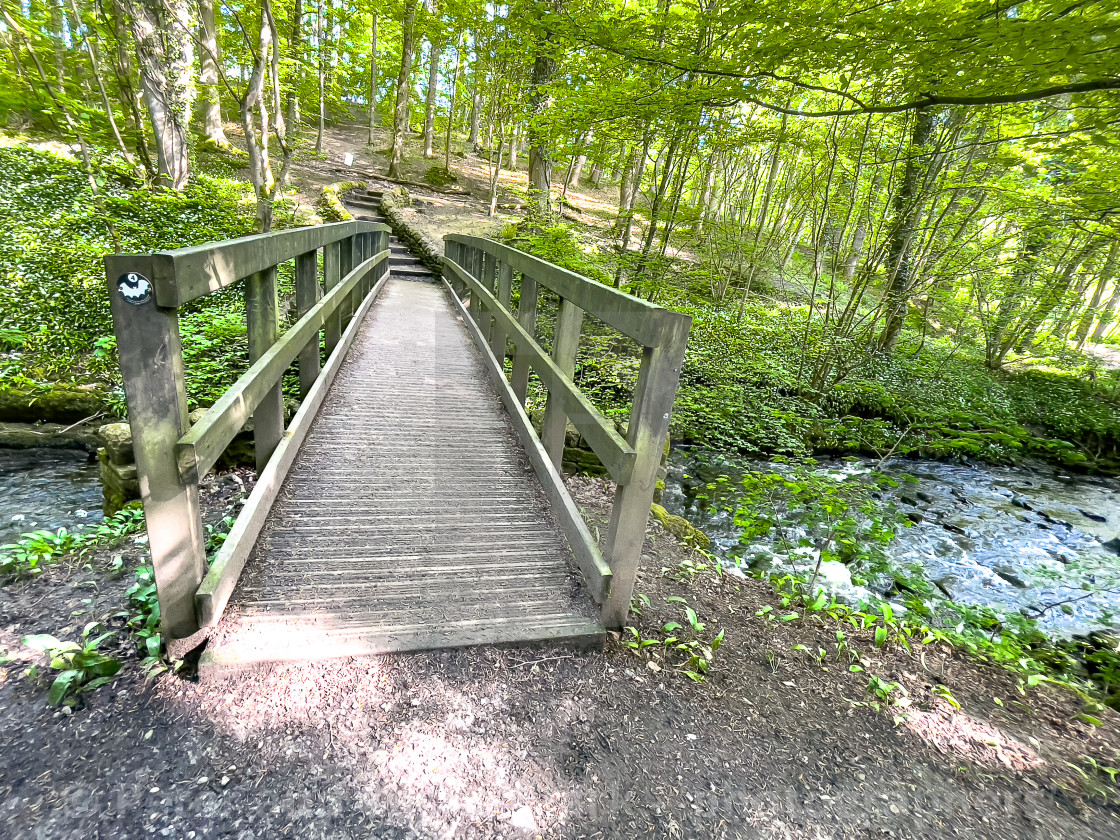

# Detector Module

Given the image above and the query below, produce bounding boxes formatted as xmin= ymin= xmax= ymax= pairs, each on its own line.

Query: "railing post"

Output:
xmin=511 ymin=272 xmax=539 ymax=404
xmin=468 ymin=247 xmax=484 ymax=325
xmin=295 ymin=249 xmax=320 ymax=398
xmin=104 ymin=256 xmax=206 ymax=639
xmin=480 ymin=252 xmax=497 ymax=342
xmin=246 ymin=266 xmax=284 ymax=473
xmin=324 ymin=240 xmax=342 ymax=355
xmin=541 ymin=297 xmax=584 ymax=470
xmin=600 ymin=321 xmax=690 ymax=629
xmin=489 ymin=261 xmax=513 ymax=364
xmin=340 ymin=233 xmax=355 ymax=328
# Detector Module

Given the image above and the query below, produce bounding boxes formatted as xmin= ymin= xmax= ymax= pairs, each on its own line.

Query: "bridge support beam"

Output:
xmin=105 ymin=256 xmax=206 ymax=641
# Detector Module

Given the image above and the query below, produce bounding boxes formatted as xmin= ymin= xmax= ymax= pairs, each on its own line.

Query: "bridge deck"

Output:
xmin=203 ymin=276 xmax=602 ymax=671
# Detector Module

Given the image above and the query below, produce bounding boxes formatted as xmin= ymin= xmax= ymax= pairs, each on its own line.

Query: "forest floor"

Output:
xmin=1 ymin=476 xmax=1119 ymax=840
xmin=283 ymin=120 xmax=639 ymax=254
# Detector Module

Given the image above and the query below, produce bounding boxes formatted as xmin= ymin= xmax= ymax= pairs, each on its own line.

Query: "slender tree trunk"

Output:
xmin=1088 ymin=242 xmax=1120 ymax=343
xmin=68 ymin=0 xmax=134 ymax=163
xmin=367 ymin=13 xmax=377 ymax=142
xmin=508 ymin=124 xmax=520 ymax=169
xmin=1014 ymin=237 xmax=1101 ymax=350
xmin=107 ymin=0 xmax=155 ymax=174
xmin=1092 ymin=278 xmax=1120 ymax=342
xmin=443 ymin=36 xmax=460 ymax=173
xmin=387 ymin=0 xmax=417 ymax=179
xmin=567 ymin=129 xmax=591 ymax=187
xmin=467 ymin=89 xmax=481 ymax=150
xmin=314 ymin=0 xmax=325 ymax=153
xmin=877 ymin=107 xmax=936 ymax=351
xmin=525 ymin=0 xmax=564 ymax=216
xmin=197 ymin=0 xmax=228 ymax=145
xmin=422 ymin=39 xmax=440 ymax=158
xmin=286 ymin=0 xmax=301 ymax=128
xmin=126 ymin=0 xmax=195 ymax=189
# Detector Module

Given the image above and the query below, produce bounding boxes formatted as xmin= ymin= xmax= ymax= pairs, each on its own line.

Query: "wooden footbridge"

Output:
xmin=105 ymin=190 xmax=690 ymax=671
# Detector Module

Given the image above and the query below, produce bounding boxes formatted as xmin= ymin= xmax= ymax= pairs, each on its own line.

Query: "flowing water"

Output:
xmin=0 ymin=447 xmax=104 ymax=543
xmin=662 ymin=450 xmax=1120 ymax=640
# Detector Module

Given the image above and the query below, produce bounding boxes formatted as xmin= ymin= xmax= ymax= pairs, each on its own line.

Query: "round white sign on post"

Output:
xmin=117 ymin=272 xmax=153 ymax=306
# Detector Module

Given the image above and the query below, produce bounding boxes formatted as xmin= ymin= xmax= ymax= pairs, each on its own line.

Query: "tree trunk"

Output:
xmin=367 ymin=13 xmax=377 ymax=142
xmin=468 ymin=89 xmax=481 ymax=150
xmin=443 ymin=36 xmax=460 ymax=173
xmin=387 ymin=0 xmax=417 ymax=179
xmin=108 ymin=0 xmax=155 ymax=174
xmin=126 ymin=0 xmax=195 ymax=189
xmin=526 ymin=1 xmax=563 ymax=216
xmin=1014 ymin=237 xmax=1101 ymax=350
xmin=1092 ymin=278 xmax=1120 ymax=342
xmin=69 ymin=0 xmax=134 ymax=163
xmin=876 ymin=107 xmax=936 ymax=351
xmin=285 ymin=0 xmax=301 ymax=128
xmin=507 ymin=124 xmax=519 ymax=169
xmin=422 ymin=39 xmax=439 ymax=158
xmin=1078 ymin=240 xmax=1119 ymax=347
xmin=567 ymin=129 xmax=590 ymax=187
xmin=314 ymin=0 xmax=325 ymax=153
xmin=197 ymin=0 xmax=227 ymax=145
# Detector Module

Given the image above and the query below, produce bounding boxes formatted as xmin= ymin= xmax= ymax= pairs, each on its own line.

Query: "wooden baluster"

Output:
xmin=480 ymin=252 xmax=496 ymax=342
xmin=511 ymin=272 xmax=538 ymax=404
xmin=104 ymin=256 xmax=206 ymax=639
xmin=323 ymin=240 xmax=342 ymax=355
xmin=295 ymin=249 xmax=320 ymax=398
xmin=246 ymin=265 xmax=284 ymax=473
xmin=489 ymin=261 xmax=513 ymax=365
xmin=600 ymin=321 xmax=691 ymax=629
xmin=541 ymin=297 xmax=583 ymax=470
xmin=468 ymin=247 xmax=483 ymax=325
xmin=341 ymin=234 xmax=356 ymax=325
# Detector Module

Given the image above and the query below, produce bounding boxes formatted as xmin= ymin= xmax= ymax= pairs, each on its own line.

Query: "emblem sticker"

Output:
xmin=117 ymin=272 xmax=152 ymax=306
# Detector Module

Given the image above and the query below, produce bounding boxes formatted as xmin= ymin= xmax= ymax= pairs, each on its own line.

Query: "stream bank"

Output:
xmin=662 ymin=451 xmax=1120 ymax=640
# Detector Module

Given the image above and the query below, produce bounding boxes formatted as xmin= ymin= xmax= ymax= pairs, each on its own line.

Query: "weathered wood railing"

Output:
xmin=442 ymin=235 xmax=691 ymax=628
xmin=106 ymin=220 xmax=391 ymax=641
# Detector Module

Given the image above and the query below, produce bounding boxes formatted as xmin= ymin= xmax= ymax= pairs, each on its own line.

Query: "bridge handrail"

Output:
xmin=176 ymin=248 xmax=389 ymax=484
xmin=106 ymin=220 xmax=391 ymax=639
xmin=139 ymin=220 xmax=388 ymax=307
xmin=441 ymin=234 xmax=691 ymax=628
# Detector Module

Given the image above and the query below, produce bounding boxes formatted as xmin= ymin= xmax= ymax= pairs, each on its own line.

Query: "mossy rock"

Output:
xmin=650 ymin=503 xmax=710 ymax=549
xmin=0 ymin=385 xmax=109 ymax=424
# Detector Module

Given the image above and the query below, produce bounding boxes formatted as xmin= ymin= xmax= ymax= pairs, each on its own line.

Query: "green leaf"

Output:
xmin=48 ymin=670 xmax=79 ymax=706
xmin=875 ymin=626 xmax=888 ymax=647
xmin=662 ymin=622 xmax=683 ymax=633
xmin=712 ymin=629 xmax=725 ymax=651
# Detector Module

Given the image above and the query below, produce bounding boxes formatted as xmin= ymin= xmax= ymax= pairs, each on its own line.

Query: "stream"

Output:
xmin=0 ymin=447 xmax=103 ymax=544
xmin=662 ymin=450 xmax=1120 ymax=640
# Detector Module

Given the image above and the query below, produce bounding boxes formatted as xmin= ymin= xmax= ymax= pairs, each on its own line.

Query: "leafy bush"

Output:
xmin=23 ymin=625 xmax=122 ymax=706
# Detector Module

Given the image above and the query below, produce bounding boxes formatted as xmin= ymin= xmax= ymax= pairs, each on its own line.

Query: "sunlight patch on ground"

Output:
xmin=900 ymin=701 xmax=1044 ymax=772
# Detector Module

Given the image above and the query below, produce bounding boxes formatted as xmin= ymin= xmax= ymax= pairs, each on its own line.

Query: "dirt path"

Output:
xmin=2 ymin=475 xmax=1118 ymax=839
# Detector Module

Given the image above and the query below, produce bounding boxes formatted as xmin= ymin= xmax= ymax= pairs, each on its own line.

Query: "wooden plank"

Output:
xmin=195 ymin=266 xmax=393 ymax=628
xmin=177 ymin=251 xmax=390 ymax=483
xmin=600 ymin=317 xmax=691 ymax=628
xmin=324 ymin=240 xmax=342 ymax=355
xmin=490 ymin=261 xmax=513 ymax=364
xmin=511 ymin=272 xmax=538 ymax=404
xmin=104 ymin=255 xmax=206 ymax=640
xmin=441 ymin=274 xmax=613 ymax=604
xmin=445 ymin=234 xmax=690 ymax=347
xmin=295 ymin=249 xmax=320 ymax=398
xmin=444 ymin=258 xmax=635 ymax=484
xmin=132 ymin=220 xmax=389 ymax=308
xmin=542 ymin=298 xmax=584 ymax=471
xmin=340 ymin=235 xmax=355 ymax=329
xmin=245 ymin=266 xmax=284 ymax=474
